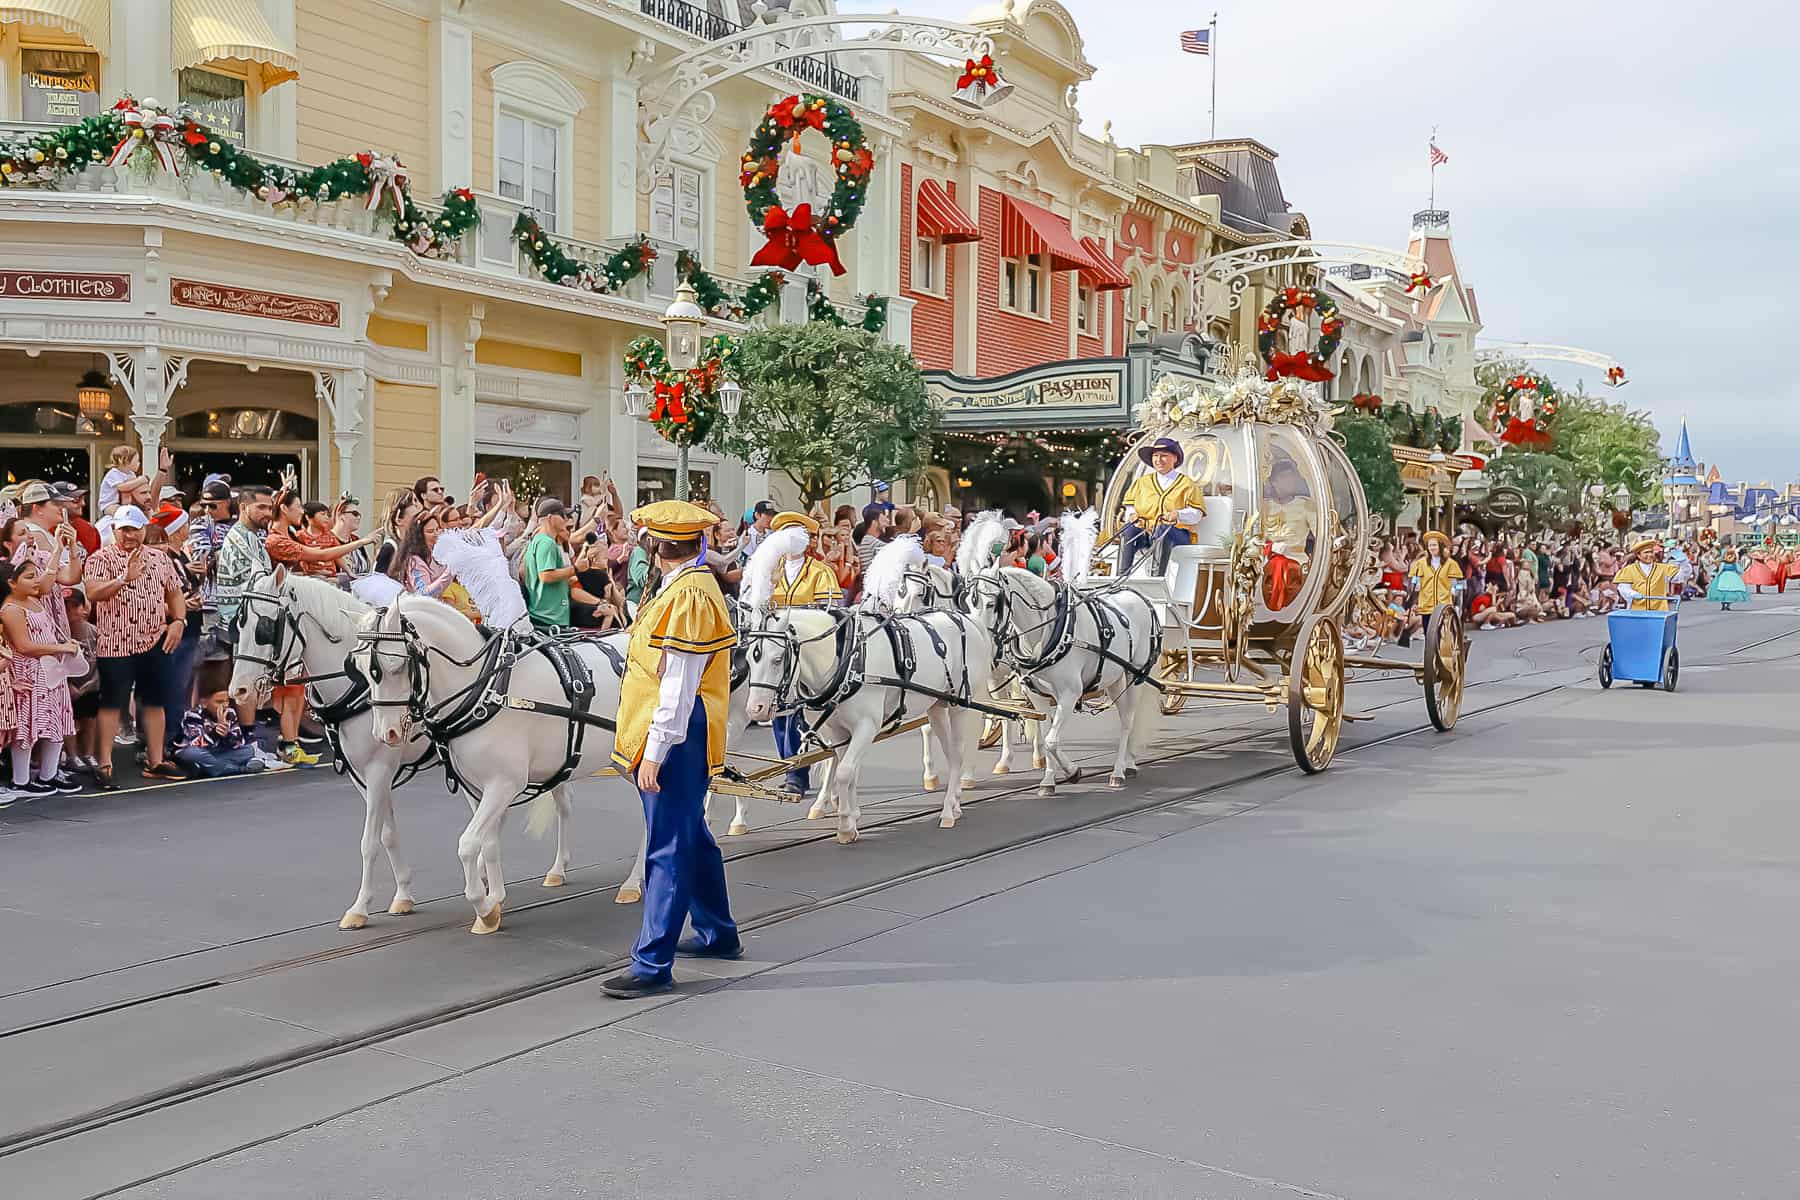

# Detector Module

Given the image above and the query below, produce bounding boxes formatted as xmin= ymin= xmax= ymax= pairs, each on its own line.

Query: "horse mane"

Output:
xmin=998 ymin=564 xmax=1057 ymax=606
xmin=276 ymin=570 xmax=372 ymax=636
xmin=743 ymin=525 xmax=810 ymax=613
xmin=861 ymin=535 xmax=924 ymax=613
xmin=1059 ymin=509 xmax=1099 ymax=583
xmin=957 ymin=512 xmax=1008 ymax=577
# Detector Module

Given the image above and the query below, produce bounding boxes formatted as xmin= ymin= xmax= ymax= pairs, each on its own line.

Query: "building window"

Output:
xmin=179 ymin=69 xmax=248 ymax=147
xmin=1077 ymin=283 xmax=1095 ymax=335
xmin=19 ymin=49 xmax=100 ymax=126
xmin=498 ymin=109 xmax=561 ymax=231
xmin=651 ymin=163 xmax=706 ymax=254
xmin=1000 ymin=254 xmax=1047 ymax=317
xmin=1162 ymin=300 xmax=1175 ymax=333
xmin=913 ymin=237 xmax=941 ymax=295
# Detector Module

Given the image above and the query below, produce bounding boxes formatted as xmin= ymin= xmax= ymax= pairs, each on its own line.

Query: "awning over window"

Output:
xmin=1077 ymin=237 xmax=1130 ymax=291
xmin=915 ymin=179 xmax=980 ymax=244
xmin=1000 ymin=194 xmax=1092 ymax=272
xmin=171 ymin=0 xmax=299 ymax=88
xmin=0 ymin=0 xmax=109 ymax=53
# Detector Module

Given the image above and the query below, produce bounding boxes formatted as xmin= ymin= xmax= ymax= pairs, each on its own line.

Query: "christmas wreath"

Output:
xmin=740 ymin=93 xmax=872 ymax=277
xmin=1490 ymin=372 xmax=1558 ymax=448
xmin=623 ymin=333 xmax=740 ymax=447
xmin=1256 ymin=287 xmax=1340 ymax=382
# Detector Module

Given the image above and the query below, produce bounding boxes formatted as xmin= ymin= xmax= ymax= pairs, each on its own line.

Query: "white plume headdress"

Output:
xmin=742 ymin=525 xmax=810 ymax=614
xmin=1059 ymin=508 xmax=1100 ymax=583
xmin=861 ymin=535 xmax=925 ymax=614
xmin=956 ymin=511 xmax=1009 ymax=578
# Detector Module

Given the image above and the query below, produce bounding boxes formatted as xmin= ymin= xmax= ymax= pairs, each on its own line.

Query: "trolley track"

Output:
xmin=0 ymin=663 xmax=1573 ymax=1163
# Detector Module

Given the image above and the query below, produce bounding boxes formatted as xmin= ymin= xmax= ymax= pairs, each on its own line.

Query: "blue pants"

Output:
xmin=174 ymin=743 xmax=261 ymax=777
xmin=772 ymin=710 xmax=810 ymax=795
xmin=1121 ymin=524 xmax=1192 ymax=575
xmin=631 ymin=703 xmax=739 ymax=982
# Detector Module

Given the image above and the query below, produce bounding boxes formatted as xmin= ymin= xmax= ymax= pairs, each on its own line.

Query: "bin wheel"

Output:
xmin=1287 ymin=613 xmax=1344 ymax=774
xmin=1422 ymin=604 xmax=1466 ymax=731
xmin=1663 ymin=647 xmax=1679 ymax=692
xmin=1598 ymin=645 xmax=1613 ymax=689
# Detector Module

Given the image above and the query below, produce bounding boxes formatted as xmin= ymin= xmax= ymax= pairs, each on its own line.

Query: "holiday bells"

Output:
xmin=357 ymin=152 xmax=410 ymax=216
xmin=952 ymin=53 xmax=1014 ymax=107
xmin=1405 ymin=271 xmax=1434 ymax=293
xmin=750 ymin=203 xmax=846 ymax=276
xmin=1606 ymin=364 xmax=1628 ymax=387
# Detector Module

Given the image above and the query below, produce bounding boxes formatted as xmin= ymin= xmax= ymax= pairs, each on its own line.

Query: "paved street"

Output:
xmin=3 ymin=605 xmax=1798 ymax=1198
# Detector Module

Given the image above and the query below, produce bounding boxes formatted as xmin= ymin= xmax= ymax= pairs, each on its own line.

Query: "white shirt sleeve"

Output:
xmin=1617 ymin=582 xmax=1641 ymax=601
xmin=1121 ymin=504 xmax=1138 ymax=523
xmin=1173 ymin=506 xmax=1203 ymax=525
xmin=642 ymin=649 xmax=707 ymax=765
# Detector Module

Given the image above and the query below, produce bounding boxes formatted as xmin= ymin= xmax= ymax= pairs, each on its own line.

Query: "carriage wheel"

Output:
xmin=1598 ymin=644 xmax=1614 ymax=689
xmin=1287 ymin=613 xmax=1345 ymax=774
xmin=1422 ymin=604 xmax=1466 ymax=732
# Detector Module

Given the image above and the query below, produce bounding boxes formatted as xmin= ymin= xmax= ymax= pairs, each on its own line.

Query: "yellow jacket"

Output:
xmin=1613 ymin=560 xmax=1679 ymax=611
xmin=772 ymin=556 xmax=841 ymax=607
xmin=1122 ymin=471 xmax=1206 ymax=537
xmin=611 ymin=565 xmax=737 ymax=775
xmin=1408 ymin=556 xmax=1463 ymax=613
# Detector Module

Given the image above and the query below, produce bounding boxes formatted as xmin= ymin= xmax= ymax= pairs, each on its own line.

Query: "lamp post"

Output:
xmin=622 ymin=282 xmax=743 ymax=503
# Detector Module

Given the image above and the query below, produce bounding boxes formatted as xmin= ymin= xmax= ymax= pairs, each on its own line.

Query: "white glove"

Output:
xmin=1173 ymin=506 xmax=1202 ymax=525
xmin=1617 ymin=583 xmax=1641 ymax=601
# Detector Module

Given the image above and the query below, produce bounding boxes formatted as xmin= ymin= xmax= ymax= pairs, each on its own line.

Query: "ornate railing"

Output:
xmin=637 ymin=0 xmax=860 ymax=102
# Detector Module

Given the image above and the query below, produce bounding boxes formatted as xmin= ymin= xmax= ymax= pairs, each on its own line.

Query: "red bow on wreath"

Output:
xmin=1405 ymin=271 xmax=1434 ymax=293
xmin=1266 ymin=351 xmax=1332 ymax=382
xmin=958 ymin=55 xmax=996 ymax=90
xmin=650 ymin=380 xmax=689 ymax=425
xmin=1281 ymin=287 xmax=1316 ymax=310
xmin=751 ymin=203 xmax=846 ymax=276
xmin=1499 ymin=417 xmax=1552 ymax=449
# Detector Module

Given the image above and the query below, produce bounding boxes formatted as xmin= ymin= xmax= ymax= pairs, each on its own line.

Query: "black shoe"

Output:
xmin=601 ymin=970 xmax=674 ymax=999
xmin=296 ymin=719 xmax=328 ymax=746
xmin=49 ymin=773 xmax=82 ymax=794
xmin=19 ymin=780 xmax=56 ymax=798
xmin=676 ymin=937 xmax=745 ymax=960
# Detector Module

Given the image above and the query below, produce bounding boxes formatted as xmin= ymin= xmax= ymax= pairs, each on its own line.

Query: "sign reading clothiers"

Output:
xmin=0 ymin=270 xmax=130 ymax=301
xmin=170 ymin=279 xmax=340 ymax=327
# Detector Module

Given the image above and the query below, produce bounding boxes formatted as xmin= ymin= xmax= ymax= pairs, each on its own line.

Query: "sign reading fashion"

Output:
xmin=926 ymin=359 xmax=1129 ymax=428
xmin=1485 ymin=486 xmax=1528 ymax=519
xmin=0 ymin=270 xmax=131 ymax=301
xmin=170 ymin=279 xmax=341 ymax=327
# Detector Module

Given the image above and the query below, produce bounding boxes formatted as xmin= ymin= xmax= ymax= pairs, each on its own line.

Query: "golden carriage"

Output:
xmin=1097 ymin=371 xmax=1468 ymax=773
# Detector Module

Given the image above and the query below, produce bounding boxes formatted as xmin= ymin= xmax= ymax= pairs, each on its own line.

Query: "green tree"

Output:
xmin=1549 ymin=383 xmax=1665 ymax=507
xmin=713 ymin=322 xmax=937 ymax=510
xmin=1334 ymin=414 xmax=1406 ymax=521
xmin=1486 ymin=451 xmax=1581 ymax=530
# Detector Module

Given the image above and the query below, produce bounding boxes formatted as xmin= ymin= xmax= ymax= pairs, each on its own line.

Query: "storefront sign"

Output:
xmin=1485 ymin=486 xmax=1528 ymax=518
xmin=0 ymin=270 xmax=131 ymax=301
xmin=20 ymin=50 xmax=100 ymax=126
xmin=171 ymin=279 xmax=341 ymax=327
xmin=927 ymin=359 xmax=1129 ymax=429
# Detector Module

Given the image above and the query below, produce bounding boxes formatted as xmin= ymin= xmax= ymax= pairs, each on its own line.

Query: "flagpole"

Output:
xmin=1428 ymin=125 xmax=1438 ymax=210
xmin=1209 ymin=12 xmax=1218 ymax=140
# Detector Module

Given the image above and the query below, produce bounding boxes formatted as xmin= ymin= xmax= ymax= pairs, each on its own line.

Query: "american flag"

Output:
xmin=1180 ymin=28 xmax=1211 ymax=55
xmin=1429 ymin=142 xmax=1449 ymax=167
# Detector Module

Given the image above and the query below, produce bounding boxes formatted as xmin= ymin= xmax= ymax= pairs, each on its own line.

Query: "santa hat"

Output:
xmin=150 ymin=503 xmax=189 ymax=535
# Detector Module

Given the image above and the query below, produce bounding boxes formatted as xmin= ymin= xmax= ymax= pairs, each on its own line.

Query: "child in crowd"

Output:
xmin=174 ymin=666 xmax=267 ymax=779
xmin=1472 ymin=581 xmax=1519 ymax=630
xmin=63 ymin=588 xmax=101 ymax=776
xmin=0 ymin=560 xmax=79 ymax=799
xmin=0 ymin=585 xmax=13 ymax=806
xmin=98 ymin=445 xmax=138 ymax=514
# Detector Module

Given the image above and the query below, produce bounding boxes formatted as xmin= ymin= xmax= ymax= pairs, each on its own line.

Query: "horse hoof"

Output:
xmin=991 ymin=763 xmax=1010 ymax=776
xmin=1066 ymin=768 xmax=1084 ymax=785
xmin=615 ymin=885 xmax=642 ymax=905
xmin=727 ymin=821 xmax=748 ymax=836
xmin=1108 ymin=776 xmax=1127 ymax=790
xmin=387 ymin=898 xmax=415 ymax=916
xmin=1125 ymin=766 xmax=1140 ymax=778
xmin=542 ymin=872 xmax=566 ymax=888
xmin=339 ymin=911 xmax=368 ymax=930
xmin=1037 ymin=785 xmax=1056 ymax=798
xmin=922 ymin=775 xmax=942 ymax=792
xmin=470 ymin=904 xmax=503 ymax=935
xmin=806 ymin=804 xmax=828 ymax=821
xmin=939 ymin=815 xmax=956 ymax=829
xmin=835 ymin=829 xmax=859 ymax=845
xmin=1032 ymin=756 xmax=1047 ymax=771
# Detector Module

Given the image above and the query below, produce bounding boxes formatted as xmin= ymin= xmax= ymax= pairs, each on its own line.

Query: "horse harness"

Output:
xmin=984 ymin=576 xmax=1162 ymax=697
xmin=362 ymin=616 xmax=616 ymax=803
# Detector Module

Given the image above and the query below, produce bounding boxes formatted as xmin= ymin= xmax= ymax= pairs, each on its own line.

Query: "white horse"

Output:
xmin=741 ymin=535 xmax=996 ymax=842
xmin=359 ymin=595 xmax=642 ymax=933
xmin=960 ymin=513 xmax=1162 ymax=794
xmin=227 ymin=571 xmax=586 ymax=929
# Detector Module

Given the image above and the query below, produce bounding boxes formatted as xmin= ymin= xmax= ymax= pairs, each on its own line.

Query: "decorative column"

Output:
xmin=313 ymin=368 xmax=369 ymax=509
xmin=433 ymin=17 xmax=474 ymax=196
xmin=607 ymin=73 xmax=641 ymax=239
xmin=105 ymin=347 xmax=190 ymax=475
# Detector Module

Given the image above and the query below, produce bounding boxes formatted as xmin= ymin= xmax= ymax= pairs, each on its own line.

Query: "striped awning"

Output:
xmin=1000 ymin=195 xmax=1092 ymax=272
xmin=915 ymin=179 xmax=980 ymax=244
xmin=1077 ymin=237 xmax=1130 ymax=291
xmin=171 ymin=0 xmax=299 ymax=88
xmin=0 ymin=0 xmax=109 ymax=52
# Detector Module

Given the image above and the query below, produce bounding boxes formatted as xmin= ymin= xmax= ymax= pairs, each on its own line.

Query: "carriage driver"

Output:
xmin=1399 ymin=529 xmax=1461 ymax=647
xmin=767 ymin=511 xmax=841 ymax=800
xmin=1613 ymin=537 xmax=1679 ymax=612
xmin=1120 ymin=437 xmax=1206 ymax=575
xmin=603 ymin=500 xmax=743 ymax=999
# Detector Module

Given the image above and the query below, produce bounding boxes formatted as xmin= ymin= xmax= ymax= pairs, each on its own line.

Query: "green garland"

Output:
xmin=1255 ymin=286 xmax=1342 ymax=383
xmin=0 ymin=97 xmax=478 ymax=255
xmin=739 ymin=93 xmax=873 ymax=245
xmin=623 ymin=332 xmax=741 ymax=447
xmin=740 ymin=271 xmax=787 ymax=321
xmin=513 ymin=212 xmax=657 ymax=292
xmin=676 ymin=250 xmax=732 ymax=316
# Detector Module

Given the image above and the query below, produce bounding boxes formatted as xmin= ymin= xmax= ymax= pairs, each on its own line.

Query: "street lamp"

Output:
xmin=661 ymin=282 xmax=706 ymax=371
xmin=622 ymin=378 xmax=650 ymax=417
xmin=618 ymin=282 xmax=740 ymax=502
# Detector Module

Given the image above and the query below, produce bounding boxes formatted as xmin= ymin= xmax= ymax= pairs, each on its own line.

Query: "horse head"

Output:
xmin=228 ymin=568 xmax=293 ymax=705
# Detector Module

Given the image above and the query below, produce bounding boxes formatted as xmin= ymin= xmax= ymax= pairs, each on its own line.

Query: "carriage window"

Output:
xmin=1260 ymin=433 xmax=1320 ymax=615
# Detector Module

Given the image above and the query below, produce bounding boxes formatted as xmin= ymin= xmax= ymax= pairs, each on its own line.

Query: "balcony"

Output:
xmin=636 ymin=0 xmax=862 ymax=103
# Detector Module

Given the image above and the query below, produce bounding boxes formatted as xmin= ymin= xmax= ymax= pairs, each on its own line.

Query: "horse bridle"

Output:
xmin=900 ymin=566 xmax=961 ymax=610
xmin=740 ymin=607 xmax=849 ymax=716
xmin=232 ymin=588 xmax=355 ymax=693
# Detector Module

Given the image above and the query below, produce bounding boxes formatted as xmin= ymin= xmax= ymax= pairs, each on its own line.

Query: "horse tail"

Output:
xmin=524 ymin=789 xmax=558 ymax=839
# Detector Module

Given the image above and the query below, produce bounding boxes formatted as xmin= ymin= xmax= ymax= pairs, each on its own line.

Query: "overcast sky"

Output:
xmin=893 ymin=0 xmax=1799 ymax=484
